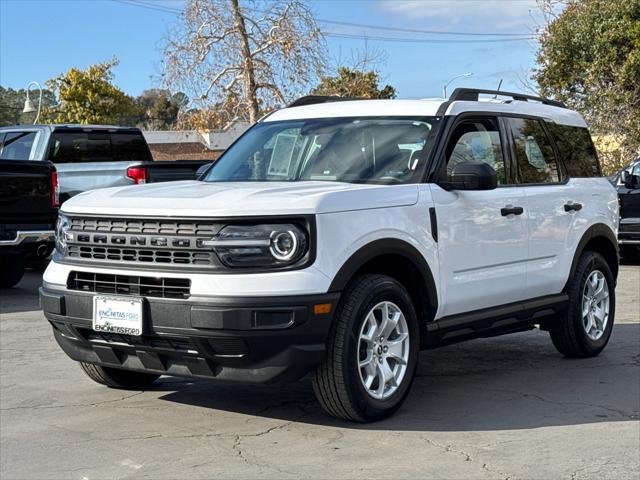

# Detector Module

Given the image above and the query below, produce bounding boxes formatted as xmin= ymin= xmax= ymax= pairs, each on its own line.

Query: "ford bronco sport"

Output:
xmin=40 ymin=89 xmax=619 ymax=422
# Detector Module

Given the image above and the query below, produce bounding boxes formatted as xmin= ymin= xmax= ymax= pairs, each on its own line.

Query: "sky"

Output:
xmin=0 ymin=0 xmax=545 ymax=101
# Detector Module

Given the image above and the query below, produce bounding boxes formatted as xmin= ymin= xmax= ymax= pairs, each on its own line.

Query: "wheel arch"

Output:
xmin=564 ymin=223 xmax=619 ymax=292
xmin=328 ymin=239 xmax=438 ymax=344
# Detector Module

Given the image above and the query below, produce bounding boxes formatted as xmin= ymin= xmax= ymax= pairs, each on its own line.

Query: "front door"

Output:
xmin=431 ymin=116 xmax=529 ymax=318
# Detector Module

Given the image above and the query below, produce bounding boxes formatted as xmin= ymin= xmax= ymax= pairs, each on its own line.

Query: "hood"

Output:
xmin=61 ymin=180 xmax=419 ymax=217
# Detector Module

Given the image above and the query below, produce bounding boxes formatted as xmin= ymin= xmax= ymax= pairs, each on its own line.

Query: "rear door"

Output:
xmin=431 ymin=115 xmax=529 ymax=318
xmin=504 ymin=116 xmax=574 ymax=298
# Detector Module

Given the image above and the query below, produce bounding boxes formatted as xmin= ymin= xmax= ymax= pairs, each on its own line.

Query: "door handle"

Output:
xmin=564 ymin=202 xmax=583 ymax=212
xmin=501 ymin=206 xmax=524 ymax=216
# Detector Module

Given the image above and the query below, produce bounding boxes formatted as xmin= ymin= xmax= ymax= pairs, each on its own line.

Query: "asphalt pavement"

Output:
xmin=1 ymin=265 xmax=638 ymax=479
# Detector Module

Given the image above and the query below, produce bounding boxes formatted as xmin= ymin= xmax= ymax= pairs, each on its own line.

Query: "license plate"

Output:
xmin=93 ymin=296 xmax=143 ymax=336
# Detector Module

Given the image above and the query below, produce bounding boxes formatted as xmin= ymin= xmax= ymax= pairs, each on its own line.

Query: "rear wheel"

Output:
xmin=79 ymin=363 xmax=160 ymax=389
xmin=0 ymin=255 xmax=26 ymax=289
xmin=312 ymin=274 xmax=419 ymax=422
xmin=549 ymin=251 xmax=615 ymax=358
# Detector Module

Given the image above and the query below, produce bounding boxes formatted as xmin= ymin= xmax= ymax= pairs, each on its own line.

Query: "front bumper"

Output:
xmin=41 ymin=285 xmax=339 ymax=385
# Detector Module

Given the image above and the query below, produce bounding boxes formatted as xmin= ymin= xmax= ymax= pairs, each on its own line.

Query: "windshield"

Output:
xmin=203 ymin=117 xmax=441 ymax=184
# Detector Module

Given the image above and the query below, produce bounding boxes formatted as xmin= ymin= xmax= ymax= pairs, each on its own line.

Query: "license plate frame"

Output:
xmin=92 ymin=295 xmax=143 ymax=336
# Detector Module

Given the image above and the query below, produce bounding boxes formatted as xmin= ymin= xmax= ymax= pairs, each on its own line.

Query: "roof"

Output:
xmin=265 ymin=98 xmax=588 ymax=128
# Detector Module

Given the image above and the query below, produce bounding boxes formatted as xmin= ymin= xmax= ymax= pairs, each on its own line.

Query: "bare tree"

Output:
xmin=162 ymin=0 xmax=326 ymax=125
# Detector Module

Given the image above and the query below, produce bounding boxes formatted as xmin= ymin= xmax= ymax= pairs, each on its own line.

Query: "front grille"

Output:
xmin=67 ymin=245 xmax=214 ymax=265
xmin=65 ymin=216 xmax=222 ymax=268
xmin=69 ymin=217 xmax=219 ymax=236
xmin=67 ymin=271 xmax=191 ymax=299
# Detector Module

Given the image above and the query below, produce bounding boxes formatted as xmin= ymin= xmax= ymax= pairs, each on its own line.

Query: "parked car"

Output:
xmin=1 ymin=159 xmax=58 ymax=288
xmin=0 ymin=125 xmax=209 ymax=202
xmin=609 ymin=157 xmax=640 ymax=258
xmin=41 ymin=89 xmax=619 ymax=422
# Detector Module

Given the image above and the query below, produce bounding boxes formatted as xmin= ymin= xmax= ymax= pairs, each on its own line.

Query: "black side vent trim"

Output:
xmin=429 ymin=207 xmax=438 ymax=242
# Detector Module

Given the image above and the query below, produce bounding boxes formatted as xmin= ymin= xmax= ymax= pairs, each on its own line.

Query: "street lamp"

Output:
xmin=22 ymin=81 xmax=43 ymax=124
xmin=443 ymin=73 xmax=473 ymax=99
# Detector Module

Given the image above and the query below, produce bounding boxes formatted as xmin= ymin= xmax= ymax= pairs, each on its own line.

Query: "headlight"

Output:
xmin=205 ymin=223 xmax=308 ymax=268
xmin=55 ymin=214 xmax=70 ymax=254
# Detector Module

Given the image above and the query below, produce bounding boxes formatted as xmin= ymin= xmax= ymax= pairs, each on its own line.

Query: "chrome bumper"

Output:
xmin=0 ymin=230 xmax=54 ymax=246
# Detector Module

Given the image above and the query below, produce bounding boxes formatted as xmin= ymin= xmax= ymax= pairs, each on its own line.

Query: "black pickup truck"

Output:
xmin=0 ymin=160 xmax=58 ymax=288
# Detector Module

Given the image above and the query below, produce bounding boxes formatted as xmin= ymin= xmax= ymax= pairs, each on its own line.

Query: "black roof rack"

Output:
xmin=449 ymin=88 xmax=566 ymax=109
xmin=287 ymin=95 xmax=363 ymax=108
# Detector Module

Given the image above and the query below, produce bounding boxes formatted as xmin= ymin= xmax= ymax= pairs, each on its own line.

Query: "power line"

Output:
xmin=317 ymin=18 xmax=536 ymax=37
xmin=111 ymin=0 xmax=534 ymax=38
xmin=325 ymin=32 xmax=535 ymax=44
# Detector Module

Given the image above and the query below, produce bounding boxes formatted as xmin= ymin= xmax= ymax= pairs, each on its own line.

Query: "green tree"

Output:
xmin=46 ymin=59 xmax=139 ymax=125
xmin=135 ymin=89 xmax=189 ymax=130
xmin=535 ymin=0 xmax=640 ymax=173
xmin=311 ymin=67 xmax=396 ymax=99
xmin=0 ymin=86 xmax=57 ymax=126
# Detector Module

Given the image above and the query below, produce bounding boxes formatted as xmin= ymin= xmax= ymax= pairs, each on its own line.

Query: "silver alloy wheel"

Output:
xmin=357 ymin=301 xmax=410 ymax=400
xmin=582 ymin=270 xmax=610 ymax=341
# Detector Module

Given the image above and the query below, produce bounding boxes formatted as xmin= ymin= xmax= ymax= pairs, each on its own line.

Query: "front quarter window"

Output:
xmin=203 ymin=117 xmax=440 ymax=185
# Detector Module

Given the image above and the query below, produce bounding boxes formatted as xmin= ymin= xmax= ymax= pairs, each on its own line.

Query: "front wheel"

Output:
xmin=312 ymin=274 xmax=420 ymax=422
xmin=549 ymin=251 xmax=616 ymax=358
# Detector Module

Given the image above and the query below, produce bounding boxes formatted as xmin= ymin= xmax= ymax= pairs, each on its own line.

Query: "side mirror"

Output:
xmin=442 ymin=162 xmax=498 ymax=191
xmin=621 ymin=170 xmax=640 ymax=189
xmin=196 ymin=162 xmax=213 ymax=179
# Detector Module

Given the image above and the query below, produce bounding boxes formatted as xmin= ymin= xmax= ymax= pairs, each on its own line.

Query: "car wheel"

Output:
xmin=79 ymin=362 xmax=160 ymax=389
xmin=0 ymin=255 xmax=26 ymax=289
xmin=549 ymin=251 xmax=616 ymax=358
xmin=312 ymin=274 xmax=419 ymax=422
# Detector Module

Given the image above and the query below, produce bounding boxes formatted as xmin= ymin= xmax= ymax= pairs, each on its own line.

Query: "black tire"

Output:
xmin=0 ymin=255 xmax=26 ymax=289
xmin=79 ymin=362 xmax=160 ymax=389
xmin=312 ymin=274 xmax=420 ymax=422
xmin=550 ymin=251 xmax=616 ymax=358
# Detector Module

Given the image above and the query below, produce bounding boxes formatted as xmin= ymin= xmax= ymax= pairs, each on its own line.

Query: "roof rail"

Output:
xmin=287 ymin=95 xmax=362 ymax=108
xmin=449 ymin=88 xmax=566 ymax=109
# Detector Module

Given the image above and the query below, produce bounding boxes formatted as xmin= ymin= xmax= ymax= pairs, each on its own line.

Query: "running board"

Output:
xmin=423 ymin=294 xmax=569 ymax=348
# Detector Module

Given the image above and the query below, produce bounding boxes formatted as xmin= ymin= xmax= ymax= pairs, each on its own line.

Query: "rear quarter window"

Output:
xmin=46 ymin=131 xmax=152 ymax=163
xmin=0 ymin=131 xmax=39 ymax=160
xmin=548 ymin=124 xmax=601 ymax=177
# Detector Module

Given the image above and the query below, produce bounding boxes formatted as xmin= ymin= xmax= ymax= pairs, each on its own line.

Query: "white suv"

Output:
xmin=41 ymin=89 xmax=619 ymax=422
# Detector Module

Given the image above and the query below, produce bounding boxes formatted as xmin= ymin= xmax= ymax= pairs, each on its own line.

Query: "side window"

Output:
xmin=111 ymin=133 xmax=152 ymax=161
xmin=548 ymin=124 xmax=601 ymax=177
xmin=0 ymin=131 xmax=38 ymax=160
xmin=445 ymin=118 xmax=506 ymax=184
xmin=508 ymin=118 xmax=561 ymax=184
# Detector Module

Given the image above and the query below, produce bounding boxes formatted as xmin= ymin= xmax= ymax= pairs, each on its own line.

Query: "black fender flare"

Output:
xmin=328 ymin=238 xmax=438 ymax=318
xmin=564 ymin=223 xmax=619 ymax=291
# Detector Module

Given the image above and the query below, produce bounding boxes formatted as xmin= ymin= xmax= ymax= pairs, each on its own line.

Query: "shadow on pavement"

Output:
xmin=0 ymin=271 xmax=43 ymax=315
xmin=158 ymin=324 xmax=640 ymax=432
